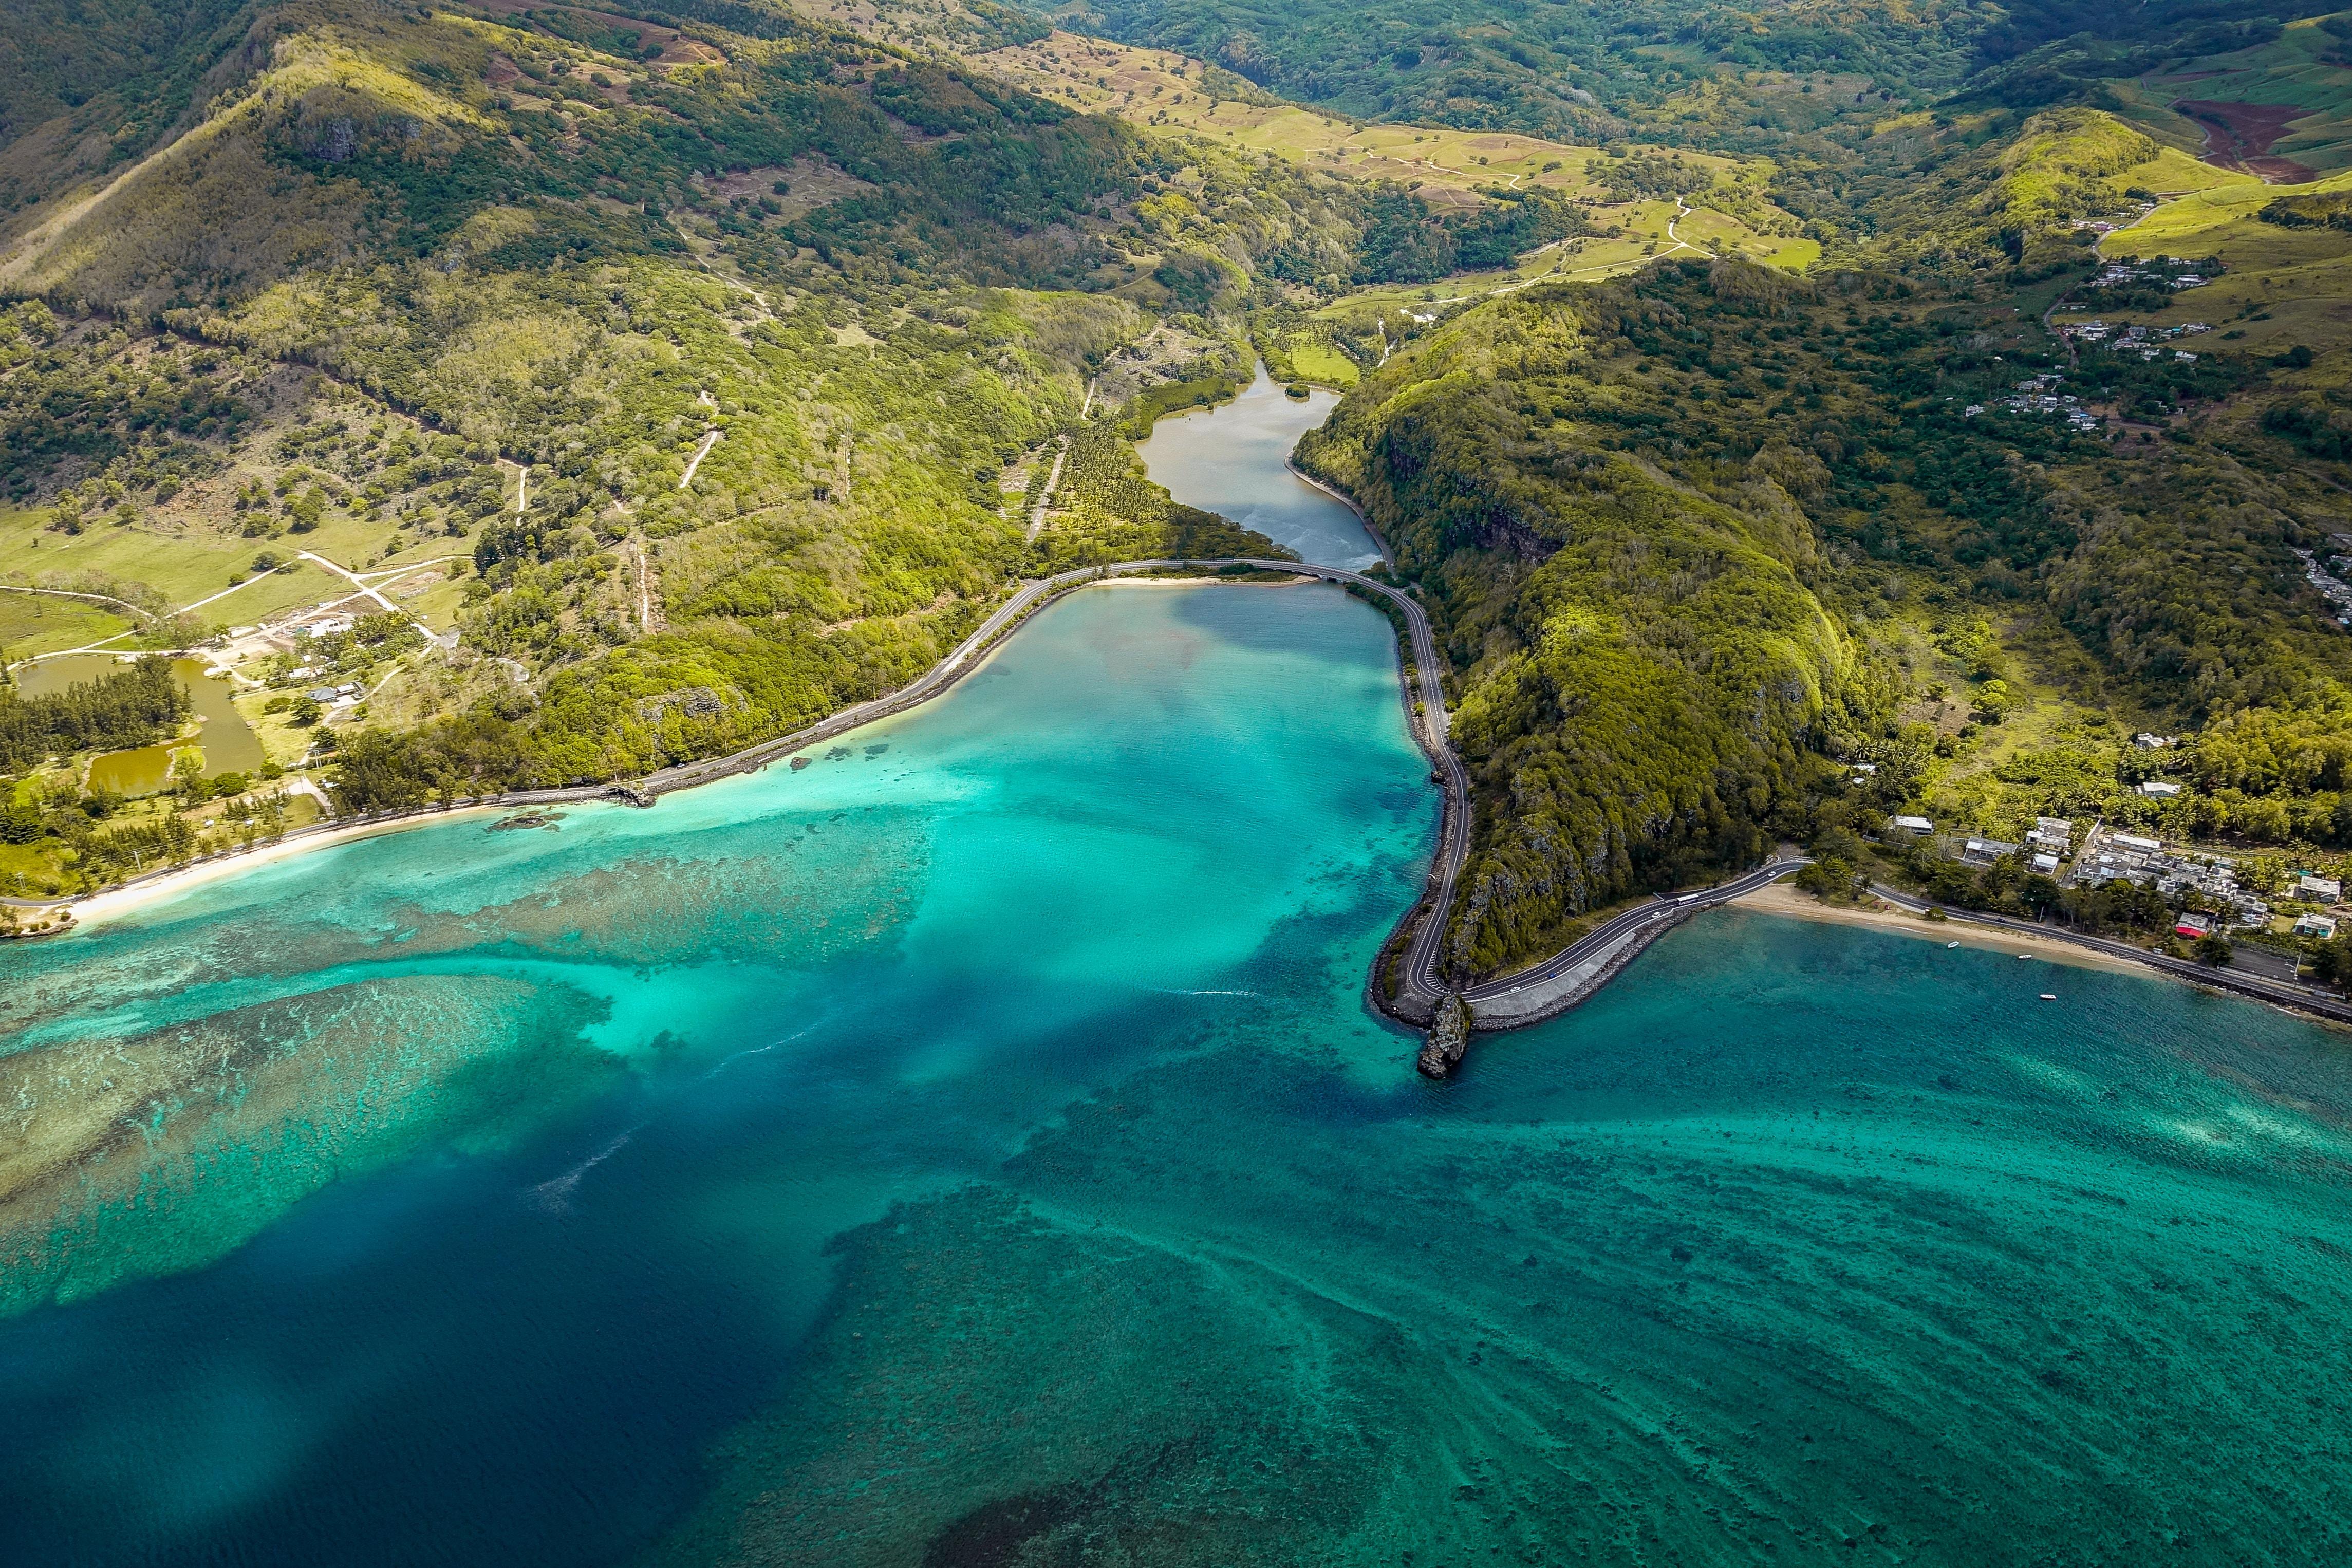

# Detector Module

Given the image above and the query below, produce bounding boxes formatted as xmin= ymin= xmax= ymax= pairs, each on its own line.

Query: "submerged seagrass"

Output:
xmin=3 ymin=580 xmax=2351 ymax=1565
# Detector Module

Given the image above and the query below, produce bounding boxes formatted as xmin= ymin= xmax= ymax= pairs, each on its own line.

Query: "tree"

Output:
xmin=2310 ymin=933 xmax=2352 ymax=991
xmin=2192 ymin=931 xmax=2234 ymax=967
xmin=1795 ymin=856 xmax=1859 ymax=901
xmin=170 ymin=749 xmax=211 ymax=804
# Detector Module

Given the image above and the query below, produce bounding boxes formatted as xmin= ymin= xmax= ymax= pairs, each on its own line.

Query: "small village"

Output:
xmin=1881 ymin=802 xmax=2350 ymax=966
xmin=1962 ymin=373 xmax=2104 ymax=431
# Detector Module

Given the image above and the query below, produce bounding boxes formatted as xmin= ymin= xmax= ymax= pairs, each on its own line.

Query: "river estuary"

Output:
xmin=3 ymin=385 xmax=2351 ymax=1565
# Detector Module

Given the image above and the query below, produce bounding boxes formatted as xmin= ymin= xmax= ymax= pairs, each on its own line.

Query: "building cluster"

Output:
xmin=2064 ymin=826 xmax=2271 ymax=927
xmin=2083 ymin=258 xmax=2209 ymax=291
xmin=2068 ymin=206 xmax=2156 ymax=237
xmin=2060 ymin=320 xmax=2209 ymax=359
xmin=1948 ymin=815 xmax=2074 ymax=876
xmin=2293 ymin=546 xmax=2352 ymax=628
xmin=2294 ymin=874 xmax=2343 ymax=939
xmin=1962 ymin=375 xmax=2102 ymax=431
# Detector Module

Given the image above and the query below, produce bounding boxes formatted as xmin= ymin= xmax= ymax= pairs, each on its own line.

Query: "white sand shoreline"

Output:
xmin=55 ymin=805 xmax=508 ymax=930
xmin=1731 ymin=882 xmax=2149 ymax=977
xmin=28 ymin=573 xmax=1337 ymax=935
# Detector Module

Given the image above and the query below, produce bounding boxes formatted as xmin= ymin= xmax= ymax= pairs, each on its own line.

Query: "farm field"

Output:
xmin=0 ymin=507 xmax=461 ymax=643
xmin=0 ymin=592 xmax=132 ymax=658
xmin=2125 ymin=16 xmax=2352 ymax=180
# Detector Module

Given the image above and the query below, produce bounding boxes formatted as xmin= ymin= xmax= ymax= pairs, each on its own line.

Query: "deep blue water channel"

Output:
xmin=3 ymin=391 xmax=2351 ymax=1565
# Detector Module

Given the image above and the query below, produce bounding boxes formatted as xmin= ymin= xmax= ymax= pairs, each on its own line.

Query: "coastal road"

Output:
xmin=1462 ymin=856 xmax=1809 ymax=1017
xmin=1231 ymin=558 xmax=1466 ymax=1022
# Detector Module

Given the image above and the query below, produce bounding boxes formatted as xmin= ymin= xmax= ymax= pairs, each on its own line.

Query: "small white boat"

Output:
xmin=2017 ymin=953 xmax=2031 ymax=960
xmin=2040 ymin=993 xmax=2057 ymax=1001
xmin=1947 ymin=941 xmax=1959 ymax=949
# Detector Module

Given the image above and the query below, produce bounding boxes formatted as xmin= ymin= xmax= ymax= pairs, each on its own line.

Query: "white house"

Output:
xmin=1892 ymin=815 xmax=1933 ymax=836
xmin=2300 ymin=874 xmax=2342 ymax=902
xmin=2138 ymin=780 xmax=2183 ymax=798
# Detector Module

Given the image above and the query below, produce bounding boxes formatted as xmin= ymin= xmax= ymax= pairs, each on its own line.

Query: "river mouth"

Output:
xmin=1136 ymin=366 xmax=1383 ymax=570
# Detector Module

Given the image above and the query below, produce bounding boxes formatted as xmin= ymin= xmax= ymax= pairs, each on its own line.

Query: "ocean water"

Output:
xmin=1136 ymin=369 xmax=1383 ymax=570
xmin=8 ymin=600 xmax=2352 ymax=1563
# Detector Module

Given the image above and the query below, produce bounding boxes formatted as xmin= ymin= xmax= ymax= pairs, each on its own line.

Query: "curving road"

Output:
xmin=1463 ymin=856 xmax=1809 ymax=1014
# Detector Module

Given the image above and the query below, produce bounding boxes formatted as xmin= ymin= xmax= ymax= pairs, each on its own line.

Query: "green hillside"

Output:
xmin=9 ymin=0 xmax=2352 ymax=970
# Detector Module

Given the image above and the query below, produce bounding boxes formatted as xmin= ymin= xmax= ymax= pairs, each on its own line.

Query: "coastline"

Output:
xmin=1282 ymin=460 xmax=1394 ymax=570
xmin=57 ymin=805 xmax=507 ymax=928
xmin=1739 ymin=880 xmax=2352 ymax=1031
xmin=1731 ymin=883 xmax=2146 ymax=976
xmin=34 ymin=562 xmax=1411 ymax=936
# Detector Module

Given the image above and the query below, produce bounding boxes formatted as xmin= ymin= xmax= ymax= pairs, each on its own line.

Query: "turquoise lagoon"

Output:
xmin=5 ymin=584 xmax=2352 ymax=1565
xmin=6 ymin=388 xmax=2352 ymax=1562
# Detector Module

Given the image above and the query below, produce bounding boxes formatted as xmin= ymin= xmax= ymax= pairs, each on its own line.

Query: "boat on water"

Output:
xmin=2040 ymin=993 xmax=2058 ymax=1001
xmin=1947 ymin=941 xmax=1959 ymax=949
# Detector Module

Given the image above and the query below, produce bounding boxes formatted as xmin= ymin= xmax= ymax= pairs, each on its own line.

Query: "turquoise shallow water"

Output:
xmin=7 ymin=593 xmax=2352 ymax=1564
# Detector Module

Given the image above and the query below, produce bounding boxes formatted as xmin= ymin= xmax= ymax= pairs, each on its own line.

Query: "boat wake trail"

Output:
xmin=529 ymin=1022 xmax=829 ymax=1210
xmin=702 ymin=1018 xmax=825 ymax=1080
xmin=531 ymin=1126 xmax=641 ymax=1212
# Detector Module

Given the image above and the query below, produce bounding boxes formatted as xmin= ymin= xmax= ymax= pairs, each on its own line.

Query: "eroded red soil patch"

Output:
xmin=2174 ymin=99 xmax=2321 ymax=183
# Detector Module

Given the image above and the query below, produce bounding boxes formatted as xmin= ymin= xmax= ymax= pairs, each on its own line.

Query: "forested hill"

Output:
xmin=1298 ymin=271 xmax=1862 ymax=975
xmin=0 ymin=0 xmax=1387 ymax=826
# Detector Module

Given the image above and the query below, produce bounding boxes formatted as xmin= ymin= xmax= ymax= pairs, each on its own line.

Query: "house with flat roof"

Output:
xmin=1960 ymin=837 xmax=2020 ymax=867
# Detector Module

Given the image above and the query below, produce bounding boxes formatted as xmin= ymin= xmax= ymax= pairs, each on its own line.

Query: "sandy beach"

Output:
xmin=54 ymin=805 xmax=505 ymax=931
xmin=1733 ymin=881 xmax=2150 ymax=978
xmin=35 ymin=574 xmax=1336 ymax=936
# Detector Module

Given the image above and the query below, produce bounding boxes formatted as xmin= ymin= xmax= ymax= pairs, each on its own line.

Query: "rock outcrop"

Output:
xmin=1417 ymin=992 xmax=1471 ymax=1079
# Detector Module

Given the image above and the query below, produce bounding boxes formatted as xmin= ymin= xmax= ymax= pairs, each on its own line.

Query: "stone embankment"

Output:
xmin=1411 ymin=858 xmax=1809 ymax=1078
xmin=1465 ymin=908 xmax=1694 ymax=1031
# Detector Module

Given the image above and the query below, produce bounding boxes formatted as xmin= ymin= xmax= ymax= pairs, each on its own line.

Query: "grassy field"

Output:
xmin=0 ymin=505 xmax=468 ymax=644
xmin=1278 ymin=338 xmax=1358 ymax=387
xmin=0 ymin=593 xmax=133 ymax=658
xmin=2067 ymin=145 xmax=2352 ymax=360
xmin=1311 ymin=201 xmax=1813 ymax=331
